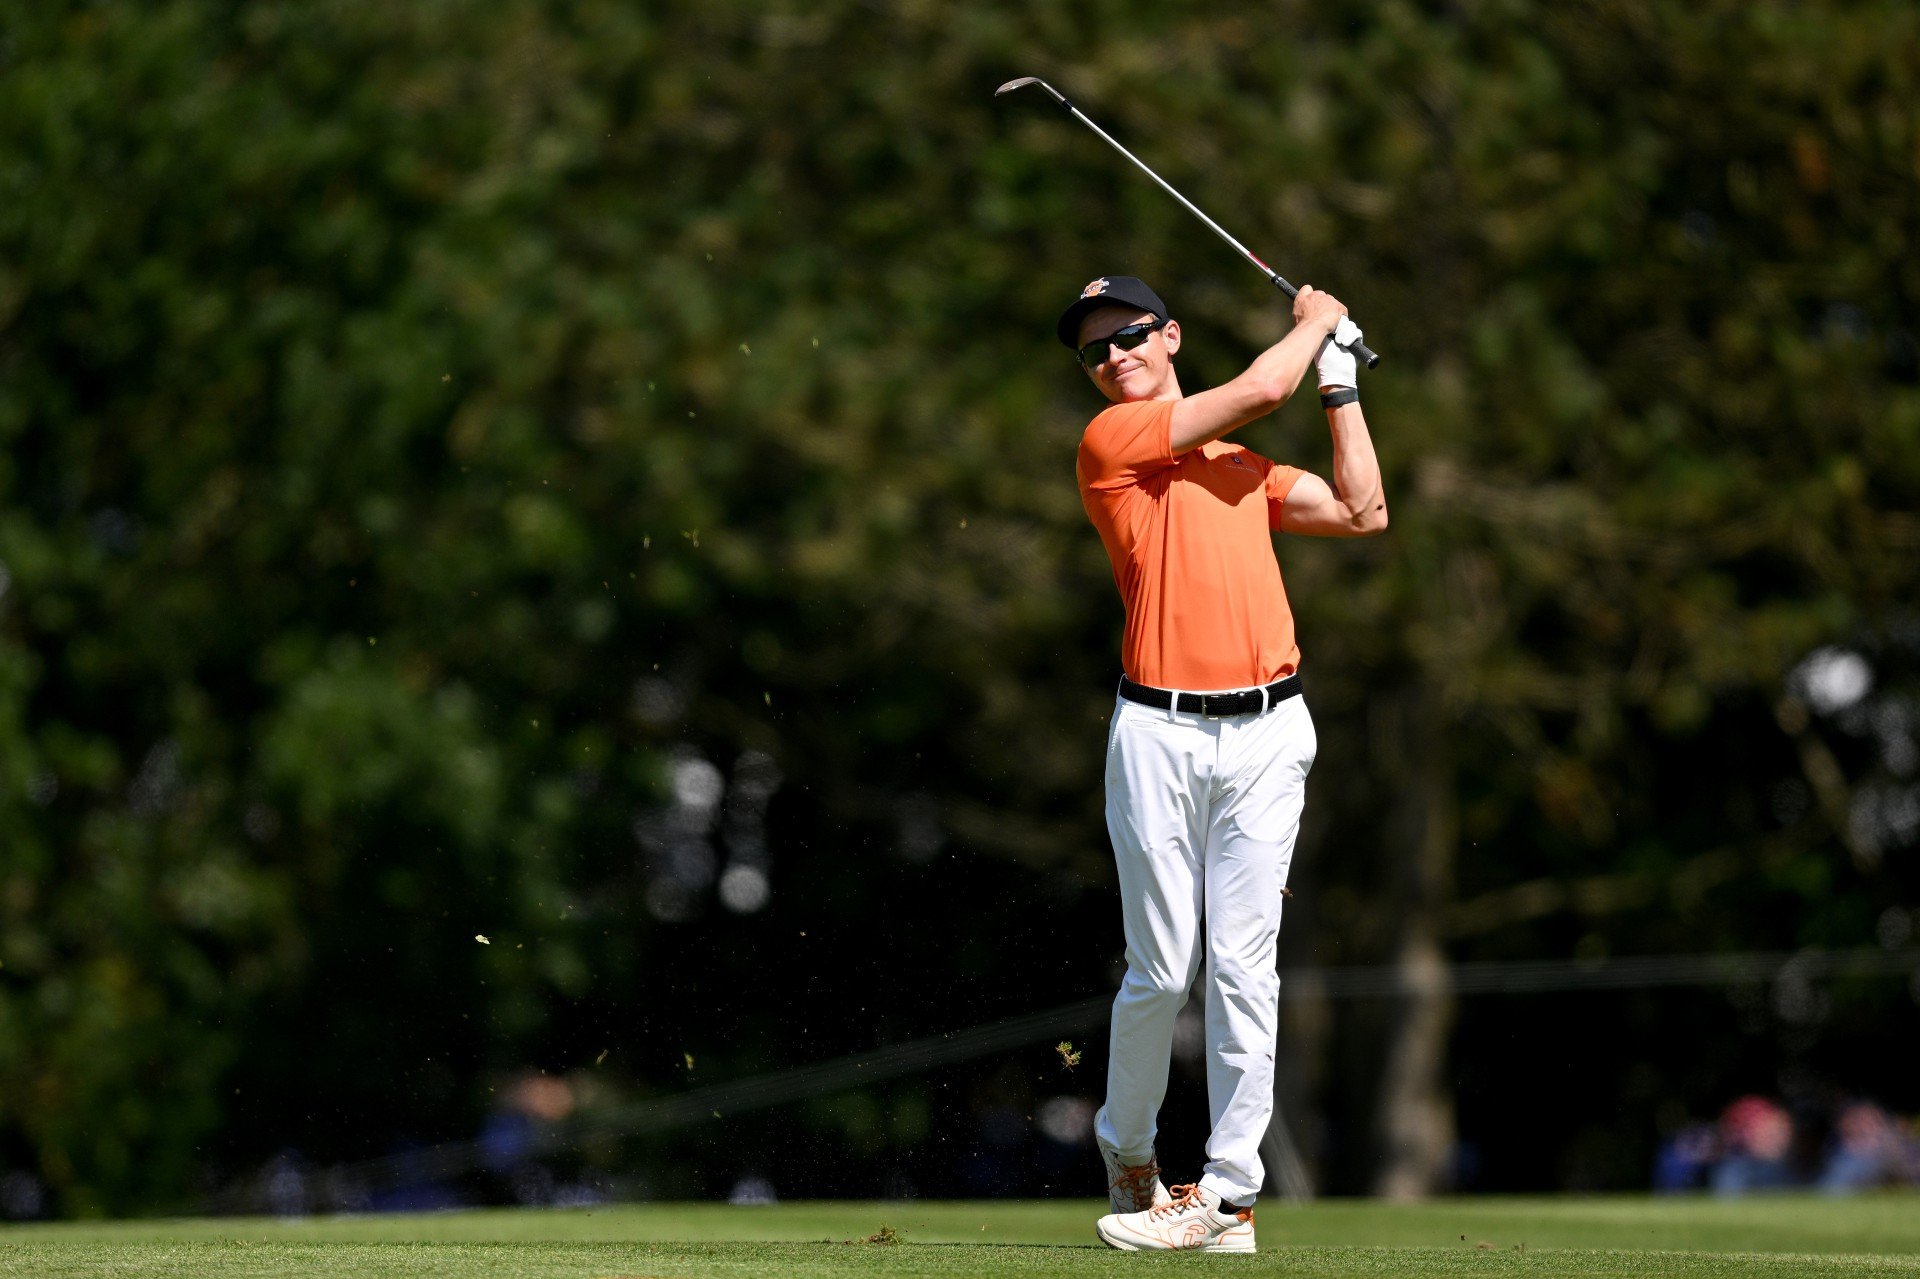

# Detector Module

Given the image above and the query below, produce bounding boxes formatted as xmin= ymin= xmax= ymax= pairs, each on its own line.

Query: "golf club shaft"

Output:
xmin=999 ymin=78 xmax=1380 ymax=369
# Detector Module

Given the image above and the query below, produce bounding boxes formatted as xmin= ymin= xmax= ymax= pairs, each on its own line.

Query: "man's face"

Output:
xmin=1076 ymin=305 xmax=1180 ymax=403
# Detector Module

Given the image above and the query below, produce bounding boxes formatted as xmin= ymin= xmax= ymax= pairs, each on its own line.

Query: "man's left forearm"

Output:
xmin=1324 ymin=402 xmax=1387 ymax=532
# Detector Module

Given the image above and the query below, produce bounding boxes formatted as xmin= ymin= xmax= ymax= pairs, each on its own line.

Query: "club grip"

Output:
xmin=1314 ymin=329 xmax=1384 ymax=371
xmin=1277 ymin=277 xmax=1381 ymax=368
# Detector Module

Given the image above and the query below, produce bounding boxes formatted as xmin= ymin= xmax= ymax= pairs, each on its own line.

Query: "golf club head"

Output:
xmin=994 ymin=76 xmax=1067 ymax=105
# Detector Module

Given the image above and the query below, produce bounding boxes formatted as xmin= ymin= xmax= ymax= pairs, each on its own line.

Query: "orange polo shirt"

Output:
xmin=1078 ymin=399 xmax=1305 ymax=691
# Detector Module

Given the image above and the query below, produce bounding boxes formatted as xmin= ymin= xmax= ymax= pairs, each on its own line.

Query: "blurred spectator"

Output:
xmin=260 ymin=1149 xmax=313 ymax=1216
xmin=1712 ymin=1095 xmax=1794 ymax=1195
xmin=1033 ymin=1095 xmax=1098 ymax=1193
xmin=366 ymin=1141 xmax=464 ymax=1213
xmin=1653 ymin=1122 xmax=1718 ymax=1193
xmin=1820 ymin=1101 xmax=1901 ymax=1193
xmin=0 ymin=1171 xmax=48 ymax=1221
xmin=728 ymin=1174 xmax=779 ymax=1204
xmin=478 ymin=1072 xmax=579 ymax=1206
xmin=1903 ymin=1117 xmax=1920 ymax=1185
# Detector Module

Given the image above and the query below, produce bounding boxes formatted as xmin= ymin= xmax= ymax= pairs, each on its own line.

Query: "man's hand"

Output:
xmin=1316 ymin=317 xmax=1365 ymax=390
xmin=1292 ymin=285 xmax=1346 ymax=335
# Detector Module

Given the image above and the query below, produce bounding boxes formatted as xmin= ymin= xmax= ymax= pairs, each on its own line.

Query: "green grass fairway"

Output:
xmin=5 ymin=1195 xmax=1919 ymax=1277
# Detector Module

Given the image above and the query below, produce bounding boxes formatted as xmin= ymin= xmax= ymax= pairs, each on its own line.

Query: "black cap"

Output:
xmin=1056 ymin=276 xmax=1168 ymax=349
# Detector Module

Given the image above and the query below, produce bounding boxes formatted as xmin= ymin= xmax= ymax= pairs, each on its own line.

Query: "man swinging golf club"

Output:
xmin=1062 ymin=274 xmax=1387 ymax=1253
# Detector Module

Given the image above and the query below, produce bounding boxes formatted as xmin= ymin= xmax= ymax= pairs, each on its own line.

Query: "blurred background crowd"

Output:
xmin=1656 ymin=1095 xmax=1920 ymax=1197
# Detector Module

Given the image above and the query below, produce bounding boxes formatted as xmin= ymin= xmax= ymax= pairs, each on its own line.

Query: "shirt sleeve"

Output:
xmin=1262 ymin=458 xmax=1305 ymax=530
xmin=1077 ymin=400 xmax=1176 ymax=491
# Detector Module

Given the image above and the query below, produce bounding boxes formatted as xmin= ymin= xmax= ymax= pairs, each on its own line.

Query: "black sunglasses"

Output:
xmin=1076 ymin=317 xmax=1168 ymax=369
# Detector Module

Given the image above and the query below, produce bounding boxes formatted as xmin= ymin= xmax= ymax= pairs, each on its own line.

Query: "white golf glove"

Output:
xmin=1316 ymin=316 xmax=1365 ymax=389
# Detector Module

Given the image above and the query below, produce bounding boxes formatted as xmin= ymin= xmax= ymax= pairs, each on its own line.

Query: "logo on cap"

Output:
xmin=1080 ymin=279 xmax=1110 ymax=298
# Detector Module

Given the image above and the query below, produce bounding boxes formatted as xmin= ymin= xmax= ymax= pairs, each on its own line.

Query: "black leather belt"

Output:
xmin=1119 ymin=673 xmax=1302 ymax=717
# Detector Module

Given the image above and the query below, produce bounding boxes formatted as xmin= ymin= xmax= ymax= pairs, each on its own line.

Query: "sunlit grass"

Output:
xmin=5 ymin=1194 xmax=1919 ymax=1277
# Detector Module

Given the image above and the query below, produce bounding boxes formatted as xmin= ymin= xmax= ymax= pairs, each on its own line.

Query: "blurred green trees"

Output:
xmin=1 ymin=0 xmax=1916 ymax=1212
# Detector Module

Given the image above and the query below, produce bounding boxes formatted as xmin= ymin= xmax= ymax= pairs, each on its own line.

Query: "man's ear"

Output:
xmin=1162 ymin=319 xmax=1181 ymax=357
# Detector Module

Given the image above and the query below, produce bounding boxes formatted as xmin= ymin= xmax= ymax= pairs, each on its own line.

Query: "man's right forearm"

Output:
xmin=1166 ymin=289 xmax=1347 ymax=454
xmin=1246 ymin=321 xmax=1336 ymax=406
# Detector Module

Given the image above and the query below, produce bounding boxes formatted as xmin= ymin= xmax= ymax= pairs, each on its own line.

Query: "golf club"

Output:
xmin=995 ymin=76 xmax=1380 ymax=369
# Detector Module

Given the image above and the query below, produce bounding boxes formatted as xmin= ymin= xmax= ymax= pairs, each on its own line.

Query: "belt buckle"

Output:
xmin=1201 ymin=694 xmax=1232 ymax=720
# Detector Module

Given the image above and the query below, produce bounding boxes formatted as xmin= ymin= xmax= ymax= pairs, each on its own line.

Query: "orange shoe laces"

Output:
xmin=1110 ymin=1159 xmax=1162 ymax=1204
xmin=1148 ymin=1183 xmax=1205 ymax=1220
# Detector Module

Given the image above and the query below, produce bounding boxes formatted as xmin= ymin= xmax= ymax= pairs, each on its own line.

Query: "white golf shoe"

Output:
xmin=1095 ymin=1182 xmax=1256 ymax=1253
xmin=1098 ymin=1141 xmax=1172 ymax=1214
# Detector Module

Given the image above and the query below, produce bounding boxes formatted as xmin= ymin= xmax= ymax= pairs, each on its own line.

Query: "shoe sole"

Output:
xmin=1095 ymin=1222 xmax=1256 ymax=1254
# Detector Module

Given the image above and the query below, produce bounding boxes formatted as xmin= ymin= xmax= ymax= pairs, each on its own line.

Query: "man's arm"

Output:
xmin=1275 ymin=399 xmax=1388 ymax=537
xmin=1167 ymin=287 xmax=1347 ymax=456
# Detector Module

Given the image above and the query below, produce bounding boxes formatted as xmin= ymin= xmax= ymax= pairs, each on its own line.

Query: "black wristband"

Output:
xmin=1320 ymin=387 xmax=1360 ymax=409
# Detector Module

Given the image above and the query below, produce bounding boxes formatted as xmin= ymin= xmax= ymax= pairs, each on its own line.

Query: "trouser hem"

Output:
xmin=1199 ymin=1173 xmax=1255 ymax=1207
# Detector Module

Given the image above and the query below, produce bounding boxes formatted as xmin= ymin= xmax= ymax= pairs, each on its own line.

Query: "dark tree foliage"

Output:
xmin=0 ymin=1 xmax=1915 ymax=1212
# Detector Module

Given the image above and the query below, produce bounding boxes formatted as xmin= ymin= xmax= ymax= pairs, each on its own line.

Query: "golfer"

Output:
xmin=1058 ymin=276 xmax=1387 ymax=1253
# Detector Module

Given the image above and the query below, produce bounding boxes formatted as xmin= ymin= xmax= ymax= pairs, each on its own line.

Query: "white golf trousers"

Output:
xmin=1093 ymin=689 xmax=1315 ymax=1206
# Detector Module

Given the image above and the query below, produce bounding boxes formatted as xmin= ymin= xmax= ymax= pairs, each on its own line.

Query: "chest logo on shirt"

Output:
xmin=1222 ymin=454 xmax=1255 ymax=472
